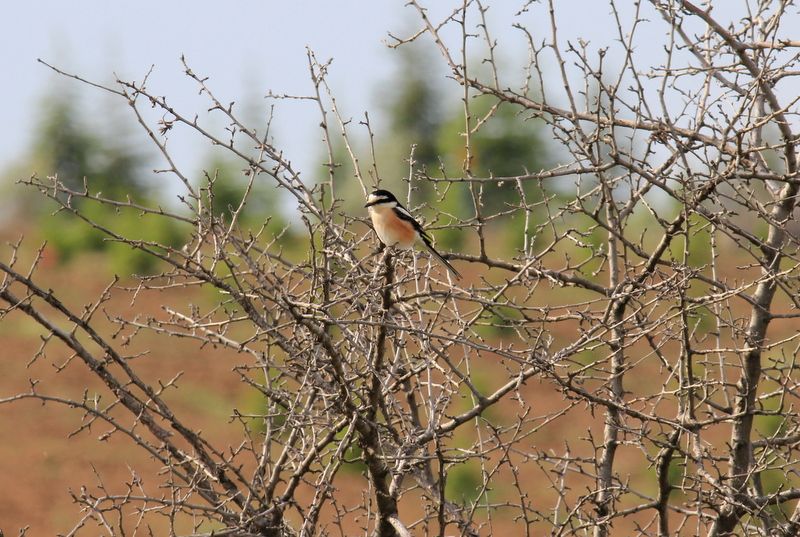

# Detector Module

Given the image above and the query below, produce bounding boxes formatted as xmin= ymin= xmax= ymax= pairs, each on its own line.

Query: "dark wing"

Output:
xmin=393 ymin=202 xmax=427 ymax=235
xmin=420 ymin=236 xmax=462 ymax=279
xmin=394 ymin=202 xmax=461 ymax=279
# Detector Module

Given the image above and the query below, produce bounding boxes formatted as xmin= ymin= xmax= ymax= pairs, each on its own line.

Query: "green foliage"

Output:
xmin=645 ymin=454 xmax=686 ymax=498
xmin=755 ymin=393 xmax=786 ymax=438
xmin=437 ymin=95 xmax=546 ymax=204
xmin=666 ymin=213 xmax=713 ymax=266
xmin=755 ymin=414 xmax=785 ymax=439
xmin=106 ymin=210 xmax=185 ymax=275
xmin=558 ymin=212 xmax=605 ymax=278
xmin=686 ymin=305 xmax=715 ymax=335
xmin=207 ymin=163 xmax=247 ymax=220
xmin=465 ymin=100 xmax=544 ymax=174
xmin=180 ymin=382 xmax=235 ymax=420
xmin=240 ymin=389 xmax=289 ymax=438
xmin=572 ymin=348 xmax=599 ymax=367
xmin=21 ymin=88 xmax=186 ymax=276
xmin=385 ymin=45 xmax=445 ymax=173
xmin=41 ymin=205 xmax=106 ymax=261
xmin=41 ymin=205 xmax=185 ymax=276
xmin=435 ymin=97 xmax=548 ymax=253
xmin=475 ymin=304 xmax=523 ymax=339
xmin=666 ymin=457 xmax=685 ymax=491
xmin=201 ymin=153 xmax=289 ymax=234
xmin=452 ymin=369 xmax=502 ymax=426
xmin=376 ymin=52 xmax=551 ymax=257
xmin=341 ymin=442 xmax=367 ymax=475
xmin=31 ymin=91 xmax=150 ymax=201
xmin=445 ymin=459 xmax=483 ymax=504
xmin=756 ymin=468 xmax=794 ymax=521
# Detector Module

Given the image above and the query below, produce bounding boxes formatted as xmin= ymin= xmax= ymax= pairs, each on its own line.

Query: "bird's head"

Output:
xmin=365 ymin=189 xmax=398 ymax=208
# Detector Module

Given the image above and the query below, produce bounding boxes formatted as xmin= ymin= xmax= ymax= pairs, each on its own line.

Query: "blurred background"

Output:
xmin=2 ymin=2 xmax=798 ymax=534
xmin=0 ymin=3 xmax=557 ymax=532
xmin=0 ymin=1 xmax=569 ymax=268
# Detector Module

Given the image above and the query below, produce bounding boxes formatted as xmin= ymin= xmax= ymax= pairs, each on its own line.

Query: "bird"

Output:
xmin=365 ymin=189 xmax=461 ymax=279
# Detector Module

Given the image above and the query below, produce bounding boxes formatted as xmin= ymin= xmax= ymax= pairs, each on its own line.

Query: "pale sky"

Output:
xmin=2 ymin=2 xmax=411 ymax=185
xmin=2 ymin=3 xmax=536 ymax=187
xmin=2 ymin=2 xmax=795 ymax=199
xmin=0 ymin=1 xmax=600 ymax=192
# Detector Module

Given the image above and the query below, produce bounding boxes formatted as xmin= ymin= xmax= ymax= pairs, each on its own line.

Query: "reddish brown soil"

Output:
xmin=0 ymin=244 xmax=795 ymax=536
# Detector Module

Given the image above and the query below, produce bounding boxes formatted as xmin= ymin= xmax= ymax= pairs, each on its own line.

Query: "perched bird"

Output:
xmin=365 ymin=189 xmax=461 ymax=279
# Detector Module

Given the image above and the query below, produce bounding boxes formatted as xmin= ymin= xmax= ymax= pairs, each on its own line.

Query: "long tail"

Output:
xmin=421 ymin=236 xmax=462 ymax=279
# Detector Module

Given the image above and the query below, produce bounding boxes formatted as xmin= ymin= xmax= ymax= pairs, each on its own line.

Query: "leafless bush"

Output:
xmin=3 ymin=1 xmax=800 ymax=535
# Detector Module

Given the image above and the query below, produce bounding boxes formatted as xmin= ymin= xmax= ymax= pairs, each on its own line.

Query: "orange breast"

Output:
xmin=372 ymin=210 xmax=416 ymax=249
xmin=386 ymin=216 xmax=416 ymax=247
